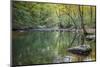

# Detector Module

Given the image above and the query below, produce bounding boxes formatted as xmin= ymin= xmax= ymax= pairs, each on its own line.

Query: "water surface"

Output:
xmin=12 ymin=31 xmax=96 ymax=65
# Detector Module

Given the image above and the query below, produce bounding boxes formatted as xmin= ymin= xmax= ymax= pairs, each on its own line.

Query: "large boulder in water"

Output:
xmin=67 ymin=45 xmax=92 ymax=56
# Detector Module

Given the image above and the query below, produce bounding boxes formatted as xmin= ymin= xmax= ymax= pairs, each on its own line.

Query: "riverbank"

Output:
xmin=12 ymin=28 xmax=95 ymax=33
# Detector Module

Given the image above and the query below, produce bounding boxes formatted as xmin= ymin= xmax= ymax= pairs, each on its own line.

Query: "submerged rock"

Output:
xmin=53 ymin=55 xmax=74 ymax=63
xmin=53 ymin=56 xmax=62 ymax=63
xmin=63 ymin=56 xmax=73 ymax=62
xmin=67 ymin=45 xmax=92 ymax=56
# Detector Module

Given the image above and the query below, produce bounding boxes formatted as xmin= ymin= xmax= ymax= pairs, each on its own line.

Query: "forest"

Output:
xmin=12 ymin=1 xmax=96 ymax=66
xmin=12 ymin=1 xmax=96 ymax=32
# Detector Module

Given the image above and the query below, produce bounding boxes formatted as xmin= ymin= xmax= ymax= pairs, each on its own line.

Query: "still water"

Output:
xmin=12 ymin=31 xmax=96 ymax=65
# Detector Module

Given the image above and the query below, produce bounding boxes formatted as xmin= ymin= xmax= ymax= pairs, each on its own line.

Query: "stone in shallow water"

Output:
xmin=53 ymin=55 xmax=74 ymax=63
xmin=67 ymin=45 xmax=92 ymax=56
xmin=53 ymin=56 xmax=62 ymax=63
xmin=63 ymin=56 xmax=73 ymax=62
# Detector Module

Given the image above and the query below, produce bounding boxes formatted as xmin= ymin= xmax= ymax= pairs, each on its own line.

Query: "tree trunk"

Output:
xmin=79 ymin=6 xmax=87 ymax=35
xmin=90 ymin=6 xmax=92 ymax=25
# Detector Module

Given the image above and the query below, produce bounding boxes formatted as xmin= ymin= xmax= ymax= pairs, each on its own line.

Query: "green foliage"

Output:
xmin=13 ymin=2 xmax=34 ymax=29
xmin=12 ymin=1 xmax=96 ymax=29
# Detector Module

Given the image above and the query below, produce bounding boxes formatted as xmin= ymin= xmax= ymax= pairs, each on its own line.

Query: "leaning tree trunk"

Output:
xmin=90 ymin=6 xmax=92 ymax=26
xmin=78 ymin=6 xmax=87 ymax=45
xmin=79 ymin=6 xmax=87 ymax=35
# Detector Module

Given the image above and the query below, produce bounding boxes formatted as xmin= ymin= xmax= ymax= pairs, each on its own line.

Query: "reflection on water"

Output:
xmin=12 ymin=31 xmax=96 ymax=65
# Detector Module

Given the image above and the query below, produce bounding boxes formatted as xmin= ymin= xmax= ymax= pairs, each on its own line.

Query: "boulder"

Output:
xmin=67 ymin=45 xmax=92 ymax=56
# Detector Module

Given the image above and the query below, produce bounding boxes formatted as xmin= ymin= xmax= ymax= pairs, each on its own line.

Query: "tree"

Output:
xmin=78 ymin=6 xmax=88 ymax=35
